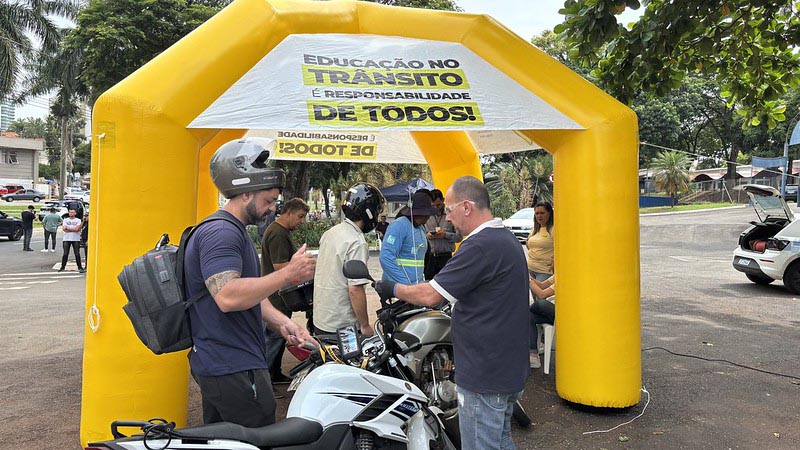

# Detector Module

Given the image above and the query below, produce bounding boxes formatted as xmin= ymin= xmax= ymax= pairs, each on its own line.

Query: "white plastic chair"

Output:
xmin=542 ymin=323 xmax=555 ymax=374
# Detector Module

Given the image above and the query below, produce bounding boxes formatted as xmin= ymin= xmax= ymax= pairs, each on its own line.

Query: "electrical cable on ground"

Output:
xmin=582 ymin=385 xmax=651 ymax=435
xmin=643 ymin=346 xmax=800 ymax=381
xmin=581 ymin=343 xmax=800 ymax=436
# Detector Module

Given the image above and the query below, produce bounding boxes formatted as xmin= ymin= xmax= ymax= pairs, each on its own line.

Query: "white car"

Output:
xmin=502 ymin=208 xmax=534 ymax=244
xmin=732 ymin=184 xmax=800 ymax=293
xmin=64 ymin=189 xmax=87 ymax=201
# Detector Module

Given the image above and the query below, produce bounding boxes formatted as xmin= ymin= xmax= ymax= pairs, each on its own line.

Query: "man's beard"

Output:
xmin=244 ymin=198 xmax=265 ymax=225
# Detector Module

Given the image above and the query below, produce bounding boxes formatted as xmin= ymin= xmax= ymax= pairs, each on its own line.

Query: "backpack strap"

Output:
xmin=176 ymin=210 xmax=246 ymax=303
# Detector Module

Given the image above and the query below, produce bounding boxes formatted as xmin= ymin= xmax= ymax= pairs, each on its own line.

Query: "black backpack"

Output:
xmin=118 ymin=212 xmax=239 ymax=354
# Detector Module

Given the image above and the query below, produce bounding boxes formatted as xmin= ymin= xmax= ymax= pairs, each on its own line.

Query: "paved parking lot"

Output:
xmin=1 ymin=206 xmax=798 ymax=449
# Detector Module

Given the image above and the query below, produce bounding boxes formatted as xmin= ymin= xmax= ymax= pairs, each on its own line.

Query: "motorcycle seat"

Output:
xmin=174 ymin=417 xmax=323 ymax=447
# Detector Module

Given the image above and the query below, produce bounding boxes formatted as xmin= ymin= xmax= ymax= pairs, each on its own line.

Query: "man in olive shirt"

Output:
xmin=260 ymin=198 xmax=309 ymax=384
xmin=41 ymin=208 xmax=62 ymax=252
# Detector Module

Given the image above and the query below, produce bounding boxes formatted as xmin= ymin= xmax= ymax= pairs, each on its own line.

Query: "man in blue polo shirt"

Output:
xmin=185 ymin=139 xmax=316 ymax=428
xmin=374 ymin=175 xmax=529 ymax=450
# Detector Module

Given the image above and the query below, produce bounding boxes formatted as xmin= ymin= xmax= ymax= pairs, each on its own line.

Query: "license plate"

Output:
xmin=288 ymin=367 xmax=310 ymax=392
xmin=737 ymin=258 xmax=751 ymax=266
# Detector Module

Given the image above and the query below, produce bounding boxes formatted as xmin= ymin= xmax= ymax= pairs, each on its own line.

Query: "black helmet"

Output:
xmin=210 ymin=138 xmax=286 ymax=199
xmin=342 ymin=183 xmax=385 ymax=232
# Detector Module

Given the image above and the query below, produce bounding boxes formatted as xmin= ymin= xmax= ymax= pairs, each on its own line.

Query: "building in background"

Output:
xmin=0 ymin=97 xmax=14 ymax=131
xmin=0 ymin=135 xmax=43 ymax=189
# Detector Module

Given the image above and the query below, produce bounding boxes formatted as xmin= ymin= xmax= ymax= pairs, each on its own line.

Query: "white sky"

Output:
xmin=15 ymin=0 xmax=643 ymax=121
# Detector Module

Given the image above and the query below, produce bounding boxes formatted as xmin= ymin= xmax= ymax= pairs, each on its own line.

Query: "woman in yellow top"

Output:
xmin=526 ymin=201 xmax=553 ymax=368
xmin=526 ymin=202 xmax=554 ymax=284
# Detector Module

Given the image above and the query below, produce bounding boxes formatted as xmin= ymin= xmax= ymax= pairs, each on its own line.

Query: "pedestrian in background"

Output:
xmin=21 ymin=205 xmax=35 ymax=251
xmin=424 ymin=189 xmax=461 ymax=280
xmin=58 ymin=208 xmax=84 ymax=273
xmin=41 ymin=207 xmax=62 ymax=253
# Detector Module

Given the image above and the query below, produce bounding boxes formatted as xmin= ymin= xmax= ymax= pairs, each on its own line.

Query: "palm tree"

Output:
xmin=0 ymin=0 xmax=79 ymax=98
xmin=651 ymin=150 xmax=691 ymax=206
xmin=16 ymin=28 xmax=87 ymax=199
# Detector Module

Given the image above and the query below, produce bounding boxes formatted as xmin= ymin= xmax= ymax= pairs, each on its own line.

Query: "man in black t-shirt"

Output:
xmin=21 ymin=205 xmax=35 ymax=251
xmin=260 ymin=198 xmax=310 ymax=387
xmin=374 ymin=176 xmax=529 ymax=450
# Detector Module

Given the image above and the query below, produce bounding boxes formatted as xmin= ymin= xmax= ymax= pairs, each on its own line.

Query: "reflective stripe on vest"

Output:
xmin=396 ymin=258 xmax=424 ymax=267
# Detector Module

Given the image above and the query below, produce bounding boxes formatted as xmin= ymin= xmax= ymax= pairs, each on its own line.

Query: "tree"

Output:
xmin=651 ymin=150 xmax=691 ymax=206
xmin=0 ymin=0 xmax=78 ymax=98
xmin=8 ymin=117 xmax=47 ymax=138
xmin=368 ymin=0 xmax=460 ymax=10
xmin=530 ymin=29 xmax=589 ymax=76
xmin=16 ymin=28 xmax=88 ymax=199
xmin=66 ymin=0 xmax=232 ymax=103
xmin=484 ymin=151 xmax=553 ymax=218
xmin=557 ymin=0 xmax=800 ymax=129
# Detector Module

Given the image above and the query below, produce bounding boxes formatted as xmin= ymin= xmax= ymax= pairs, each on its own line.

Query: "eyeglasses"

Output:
xmin=444 ymin=200 xmax=475 ymax=215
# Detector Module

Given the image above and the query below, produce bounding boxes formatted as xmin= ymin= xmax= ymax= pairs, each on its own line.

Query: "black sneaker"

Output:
xmin=79 ymin=269 xmax=86 ymax=273
xmin=57 ymin=268 xmax=65 ymax=272
xmin=272 ymin=386 xmax=285 ymax=399
xmin=271 ymin=372 xmax=292 ymax=384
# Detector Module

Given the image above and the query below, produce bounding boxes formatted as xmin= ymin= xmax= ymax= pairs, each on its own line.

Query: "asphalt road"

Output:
xmin=1 ymin=206 xmax=798 ymax=449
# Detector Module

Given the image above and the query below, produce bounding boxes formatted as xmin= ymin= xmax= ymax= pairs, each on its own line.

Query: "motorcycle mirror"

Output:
xmin=342 ymin=260 xmax=374 ymax=281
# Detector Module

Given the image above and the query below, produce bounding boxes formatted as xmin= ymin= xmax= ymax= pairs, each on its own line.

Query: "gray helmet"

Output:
xmin=210 ymin=138 xmax=286 ymax=199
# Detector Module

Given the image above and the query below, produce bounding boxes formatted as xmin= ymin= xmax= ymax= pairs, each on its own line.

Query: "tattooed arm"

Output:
xmin=204 ymin=245 xmax=316 ymax=313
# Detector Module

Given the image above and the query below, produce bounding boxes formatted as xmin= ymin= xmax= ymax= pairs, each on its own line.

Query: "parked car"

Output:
xmin=64 ymin=189 xmax=87 ymax=201
xmin=0 ymin=210 xmax=24 ymax=241
xmin=3 ymin=185 xmax=25 ymax=194
xmin=37 ymin=200 xmax=86 ymax=221
xmin=732 ymin=184 xmax=800 ymax=293
xmin=2 ymin=189 xmax=45 ymax=202
xmin=502 ymin=207 xmax=535 ymax=244
xmin=784 ymin=184 xmax=798 ymax=202
xmin=0 ymin=187 xmax=7 ymax=195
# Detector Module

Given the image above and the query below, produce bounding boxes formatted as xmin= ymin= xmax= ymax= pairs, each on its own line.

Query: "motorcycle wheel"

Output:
xmin=512 ymin=400 xmax=532 ymax=427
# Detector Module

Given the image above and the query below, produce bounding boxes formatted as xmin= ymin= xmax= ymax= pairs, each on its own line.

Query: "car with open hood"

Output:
xmin=732 ymin=184 xmax=800 ymax=293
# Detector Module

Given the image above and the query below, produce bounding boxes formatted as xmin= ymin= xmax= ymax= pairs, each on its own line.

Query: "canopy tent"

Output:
xmin=81 ymin=0 xmax=641 ymax=444
xmin=379 ymin=178 xmax=434 ymax=202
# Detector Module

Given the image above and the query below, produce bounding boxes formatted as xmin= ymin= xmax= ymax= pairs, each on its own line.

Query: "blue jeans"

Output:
xmin=264 ymin=326 xmax=285 ymax=375
xmin=457 ymin=386 xmax=522 ymax=450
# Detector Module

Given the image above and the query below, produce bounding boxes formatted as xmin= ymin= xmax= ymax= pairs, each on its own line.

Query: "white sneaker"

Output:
xmin=50 ymin=249 xmax=55 ymax=252
xmin=41 ymin=249 xmax=48 ymax=252
xmin=530 ymin=352 xmax=541 ymax=369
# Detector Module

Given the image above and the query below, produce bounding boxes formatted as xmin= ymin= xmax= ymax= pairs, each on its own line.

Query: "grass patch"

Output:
xmin=640 ymin=202 xmax=740 ymax=214
xmin=0 ymin=205 xmax=44 ymax=228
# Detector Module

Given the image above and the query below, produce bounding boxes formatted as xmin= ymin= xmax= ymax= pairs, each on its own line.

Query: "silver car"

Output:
xmin=502 ymin=208 xmax=534 ymax=244
xmin=2 ymin=189 xmax=45 ymax=202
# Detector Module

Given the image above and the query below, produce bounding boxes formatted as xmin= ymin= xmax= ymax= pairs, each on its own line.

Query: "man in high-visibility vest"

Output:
xmin=379 ymin=191 xmax=435 ymax=284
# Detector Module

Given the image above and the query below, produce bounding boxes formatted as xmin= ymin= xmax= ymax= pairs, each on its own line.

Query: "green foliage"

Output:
xmin=8 ymin=117 xmax=46 ymax=138
xmin=66 ymin=0 xmax=231 ymax=103
xmin=73 ymin=142 xmax=91 ymax=174
xmin=651 ymin=150 xmax=691 ymax=205
xmin=293 ymin=218 xmax=339 ymax=249
xmin=484 ymin=151 xmax=553 ymax=218
xmin=366 ymin=0 xmax=460 ymax=11
xmin=0 ymin=0 xmax=78 ymax=98
xmin=530 ymin=29 xmax=589 ymax=77
xmin=558 ymin=0 xmax=800 ymax=129
xmin=39 ymin=162 xmax=59 ymax=180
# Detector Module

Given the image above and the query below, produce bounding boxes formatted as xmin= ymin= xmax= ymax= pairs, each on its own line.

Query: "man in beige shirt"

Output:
xmin=313 ymin=183 xmax=385 ymax=336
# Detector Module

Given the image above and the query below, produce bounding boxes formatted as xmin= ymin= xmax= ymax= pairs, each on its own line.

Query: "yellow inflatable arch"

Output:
xmin=82 ymin=0 xmax=640 ymax=444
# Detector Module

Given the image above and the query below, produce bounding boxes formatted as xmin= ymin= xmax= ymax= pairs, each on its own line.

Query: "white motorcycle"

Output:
xmin=87 ymin=363 xmax=457 ymax=450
